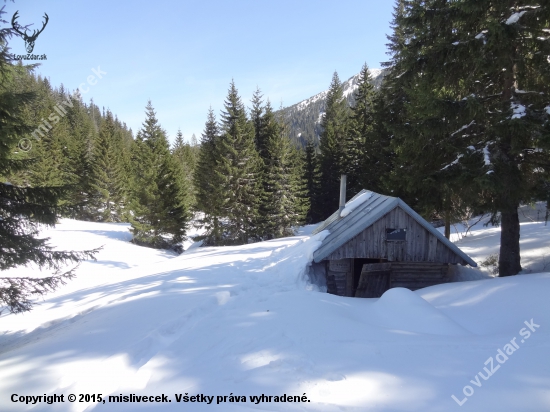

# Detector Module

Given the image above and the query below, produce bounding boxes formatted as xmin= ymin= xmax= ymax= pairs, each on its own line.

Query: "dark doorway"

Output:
xmin=352 ymin=258 xmax=386 ymax=296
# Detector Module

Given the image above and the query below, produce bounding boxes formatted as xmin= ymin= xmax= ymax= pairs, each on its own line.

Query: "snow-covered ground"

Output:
xmin=1 ymin=219 xmax=549 ymax=411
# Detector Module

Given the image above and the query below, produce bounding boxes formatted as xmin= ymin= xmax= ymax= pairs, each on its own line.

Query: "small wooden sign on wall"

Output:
xmin=329 ymin=259 xmax=351 ymax=272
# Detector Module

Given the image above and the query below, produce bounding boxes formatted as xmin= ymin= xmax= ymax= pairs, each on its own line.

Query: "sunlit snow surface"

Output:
xmin=1 ymin=219 xmax=549 ymax=411
xmin=339 ymin=191 xmax=373 ymax=217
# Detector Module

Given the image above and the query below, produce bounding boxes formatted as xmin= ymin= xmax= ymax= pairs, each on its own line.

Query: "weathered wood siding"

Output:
xmin=389 ymin=262 xmax=450 ymax=290
xmin=355 ymin=262 xmax=450 ymax=298
xmin=326 ymin=259 xmax=352 ymax=297
xmin=355 ymin=263 xmax=391 ymax=298
xmin=325 ymin=207 xmax=466 ymax=265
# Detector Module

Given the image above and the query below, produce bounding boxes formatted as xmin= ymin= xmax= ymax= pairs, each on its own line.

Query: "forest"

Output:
xmin=1 ymin=0 xmax=550 ymax=313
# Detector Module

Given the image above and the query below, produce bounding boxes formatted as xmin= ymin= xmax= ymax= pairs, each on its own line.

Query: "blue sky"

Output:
xmin=5 ymin=0 xmax=395 ymax=143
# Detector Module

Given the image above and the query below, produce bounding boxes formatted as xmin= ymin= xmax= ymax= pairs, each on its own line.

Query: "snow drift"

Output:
xmin=0 ymin=219 xmax=549 ymax=411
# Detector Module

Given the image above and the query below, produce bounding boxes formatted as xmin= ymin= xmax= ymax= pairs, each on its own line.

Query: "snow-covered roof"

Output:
xmin=312 ymin=190 xmax=477 ymax=266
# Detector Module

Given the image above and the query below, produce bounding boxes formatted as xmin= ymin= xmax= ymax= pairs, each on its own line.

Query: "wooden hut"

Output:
xmin=312 ymin=188 xmax=477 ymax=298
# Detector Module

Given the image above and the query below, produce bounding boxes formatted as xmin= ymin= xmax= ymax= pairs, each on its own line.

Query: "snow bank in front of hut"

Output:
xmin=370 ymin=287 xmax=471 ymax=336
xmin=340 ymin=190 xmax=373 ymax=217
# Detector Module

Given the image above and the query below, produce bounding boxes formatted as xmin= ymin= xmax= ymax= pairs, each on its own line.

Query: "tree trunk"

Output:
xmin=499 ymin=208 xmax=522 ymax=276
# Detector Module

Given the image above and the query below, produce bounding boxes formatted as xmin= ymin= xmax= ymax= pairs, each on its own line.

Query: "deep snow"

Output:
xmin=0 ymin=219 xmax=549 ymax=411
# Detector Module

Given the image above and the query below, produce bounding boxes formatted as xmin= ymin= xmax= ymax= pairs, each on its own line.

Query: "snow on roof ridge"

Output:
xmin=340 ymin=191 xmax=373 ymax=217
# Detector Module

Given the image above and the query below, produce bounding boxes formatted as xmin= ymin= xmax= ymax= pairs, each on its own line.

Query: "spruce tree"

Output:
xmin=250 ymin=87 xmax=266 ymax=156
xmin=315 ymin=72 xmax=350 ymax=219
xmin=347 ymin=63 xmax=377 ymax=195
xmin=129 ymin=101 xmax=190 ymax=249
xmin=194 ymin=108 xmax=223 ymax=243
xmin=172 ymin=129 xmax=197 ymax=208
xmin=260 ymin=102 xmax=306 ymax=238
xmin=62 ymin=91 xmax=96 ymax=220
xmin=375 ymin=0 xmax=414 ymax=200
xmin=385 ymin=0 xmax=550 ymax=274
xmin=26 ymin=79 xmax=69 ymax=190
xmin=156 ymin=147 xmax=189 ymax=249
xmin=254 ymin=95 xmax=271 ymax=238
xmin=363 ymin=91 xmax=394 ymax=195
xmin=90 ymin=110 xmax=127 ymax=221
xmin=0 ymin=9 xmax=97 ymax=313
xmin=302 ymin=136 xmax=322 ymax=223
xmin=215 ymin=81 xmax=262 ymax=244
xmin=383 ymin=0 xmax=490 ymax=237
xmin=189 ymin=133 xmax=200 ymax=177
xmin=462 ymin=0 xmax=550 ymax=275
xmin=173 ymin=129 xmax=185 ymax=152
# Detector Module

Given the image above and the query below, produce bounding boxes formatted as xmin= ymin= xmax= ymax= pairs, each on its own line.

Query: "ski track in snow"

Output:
xmin=1 ymin=219 xmax=550 ymax=411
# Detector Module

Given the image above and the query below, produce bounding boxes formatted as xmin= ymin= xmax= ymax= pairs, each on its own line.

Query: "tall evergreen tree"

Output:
xmin=129 ymin=101 xmax=190 ymax=249
xmin=363 ymin=91 xmax=394 ymax=195
xmin=25 ymin=79 xmax=69 ymax=190
xmin=255 ymin=97 xmax=273 ymax=237
xmin=173 ymin=129 xmax=185 ymax=151
xmin=250 ymin=87 xmax=266 ymax=156
xmin=315 ymin=72 xmax=350 ymax=219
xmin=382 ymin=0 xmax=477 ymax=237
xmin=194 ymin=108 xmax=224 ymax=243
xmin=172 ymin=129 xmax=197 ymax=208
xmin=62 ymin=91 xmax=97 ymax=220
xmin=302 ymin=136 xmax=322 ymax=223
xmin=260 ymin=101 xmax=306 ymax=238
xmin=459 ymin=0 xmax=550 ymax=275
xmin=347 ymin=63 xmax=377 ymax=195
xmin=0 ymin=8 xmax=97 ymax=313
xmin=215 ymin=81 xmax=262 ymax=244
xmin=385 ymin=0 xmax=550 ymax=274
xmin=90 ymin=110 xmax=127 ymax=221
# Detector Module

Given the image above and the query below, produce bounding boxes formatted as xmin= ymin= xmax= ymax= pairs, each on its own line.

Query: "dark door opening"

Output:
xmin=352 ymin=258 xmax=387 ymax=297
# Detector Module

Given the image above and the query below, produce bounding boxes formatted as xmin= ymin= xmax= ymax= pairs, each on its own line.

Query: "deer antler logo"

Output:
xmin=11 ymin=11 xmax=49 ymax=54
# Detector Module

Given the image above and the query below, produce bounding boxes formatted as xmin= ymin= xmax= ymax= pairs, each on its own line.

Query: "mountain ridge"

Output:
xmin=280 ymin=69 xmax=387 ymax=147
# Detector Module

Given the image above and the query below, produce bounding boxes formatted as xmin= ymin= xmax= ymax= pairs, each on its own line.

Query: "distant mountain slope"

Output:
xmin=280 ymin=69 xmax=387 ymax=147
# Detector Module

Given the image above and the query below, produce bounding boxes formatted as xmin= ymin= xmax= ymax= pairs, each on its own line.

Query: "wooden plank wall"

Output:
xmin=325 ymin=207 xmax=465 ymax=265
xmin=355 ymin=263 xmax=391 ymax=298
xmin=326 ymin=259 xmax=352 ymax=297
xmin=354 ymin=262 xmax=450 ymax=298
xmin=389 ymin=262 xmax=450 ymax=290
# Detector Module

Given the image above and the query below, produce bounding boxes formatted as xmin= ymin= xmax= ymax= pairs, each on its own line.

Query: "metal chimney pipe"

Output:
xmin=339 ymin=174 xmax=347 ymax=213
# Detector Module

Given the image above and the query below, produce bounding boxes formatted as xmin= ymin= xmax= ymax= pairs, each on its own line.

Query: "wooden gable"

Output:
xmin=324 ymin=206 xmax=467 ymax=265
